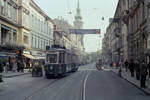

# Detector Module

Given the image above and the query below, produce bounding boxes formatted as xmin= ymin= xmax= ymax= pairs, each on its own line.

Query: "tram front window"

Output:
xmin=47 ymin=54 xmax=57 ymax=63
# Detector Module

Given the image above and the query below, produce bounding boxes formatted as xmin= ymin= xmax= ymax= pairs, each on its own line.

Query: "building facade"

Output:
xmin=0 ymin=0 xmax=19 ymax=46
xmin=29 ymin=0 xmax=54 ymax=57
xmin=127 ymin=0 xmax=148 ymax=62
xmin=18 ymin=0 xmax=30 ymax=49
xmin=102 ymin=0 xmax=150 ymax=64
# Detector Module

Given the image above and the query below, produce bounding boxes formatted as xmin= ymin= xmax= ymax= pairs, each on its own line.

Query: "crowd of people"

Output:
xmin=0 ymin=56 xmax=26 ymax=73
xmin=124 ymin=59 xmax=150 ymax=88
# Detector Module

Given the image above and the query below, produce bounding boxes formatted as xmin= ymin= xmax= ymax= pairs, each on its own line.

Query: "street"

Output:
xmin=0 ymin=63 xmax=149 ymax=100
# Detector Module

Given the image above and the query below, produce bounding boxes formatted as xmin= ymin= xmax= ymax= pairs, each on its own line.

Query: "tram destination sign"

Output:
xmin=69 ymin=29 xmax=101 ymax=34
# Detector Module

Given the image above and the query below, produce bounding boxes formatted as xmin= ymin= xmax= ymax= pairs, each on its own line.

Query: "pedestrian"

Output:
xmin=0 ymin=61 xmax=3 ymax=82
xmin=20 ymin=61 xmax=24 ymax=73
xmin=140 ymin=59 xmax=148 ymax=88
xmin=12 ymin=58 xmax=17 ymax=72
xmin=9 ymin=57 xmax=13 ymax=71
xmin=148 ymin=61 xmax=150 ymax=78
xmin=124 ymin=59 xmax=129 ymax=72
xmin=28 ymin=60 xmax=32 ymax=72
xmin=4 ymin=61 xmax=8 ymax=73
xmin=129 ymin=59 xmax=135 ymax=77
xmin=118 ymin=60 xmax=123 ymax=77
xmin=135 ymin=60 xmax=140 ymax=80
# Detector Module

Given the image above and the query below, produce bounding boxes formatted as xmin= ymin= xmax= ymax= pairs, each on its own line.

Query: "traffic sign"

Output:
xmin=69 ymin=29 xmax=101 ymax=34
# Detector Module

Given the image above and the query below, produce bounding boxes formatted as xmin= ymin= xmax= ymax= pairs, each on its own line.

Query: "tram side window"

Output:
xmin=47 ymin=54 xmax=57 ymax=63
xmin=59 ymin=53 xmax=62 ymax=63
xmin=59 ymin=53 xmax=65 ymax=63
xmin=62 ymin=53 xmax=65 ymax=63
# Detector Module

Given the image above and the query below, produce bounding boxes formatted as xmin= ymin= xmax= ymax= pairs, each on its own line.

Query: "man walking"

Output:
xmin=148 ymin=61 xmax=150 ymax=78
xmin=124 ymin=59 xmax=129 ymax=72
xmin=135 ymin=60 xmax=140 ymax=80
xmin=140 ymin=60 xmax=148 ymax=88
xmin=129 ymin=60 xmax=135 ymax=77
xmin=0 ymin=61 xmax=3 ymax=82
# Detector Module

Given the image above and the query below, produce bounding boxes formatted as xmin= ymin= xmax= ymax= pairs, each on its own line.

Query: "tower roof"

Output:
xmin=77 ymin=0 xmax=80 ymax=9
xmin=75 ymin=0 xmax=82 ymax=20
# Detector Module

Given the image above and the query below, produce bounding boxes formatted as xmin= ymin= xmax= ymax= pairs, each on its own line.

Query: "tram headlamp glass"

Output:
xmin=50 ymin=66 xmax=53 ymax=70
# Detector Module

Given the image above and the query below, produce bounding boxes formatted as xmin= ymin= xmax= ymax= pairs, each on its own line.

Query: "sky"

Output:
xmin=34 ymin=0 xmax=118 ymax=52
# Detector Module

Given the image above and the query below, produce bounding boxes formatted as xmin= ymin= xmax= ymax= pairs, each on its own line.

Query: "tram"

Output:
xmin=44 ymin=45 xmax=79 ymax=78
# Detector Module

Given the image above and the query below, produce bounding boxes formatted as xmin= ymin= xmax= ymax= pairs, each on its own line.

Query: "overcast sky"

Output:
xmin=34 ymin=0 xmax=118 ymax=52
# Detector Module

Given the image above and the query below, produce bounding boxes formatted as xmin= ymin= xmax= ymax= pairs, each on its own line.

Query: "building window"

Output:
xmin=41 ymin=39 xmax=42 ymax=49
xmin=23 ymin=35 xmax=28 ymax=45
xmin=38 ymin=38 xmax=40 ymax=49
xmin=31 ymin=36 xmax=33 ymax=48
xmin=35 ymin=37 xmax=37 ymax=48
xmin=32 ymin=15 xmax=34 ymax=28
xmin=0 ymin=0 xmax=5 ymax=15
xmin=44 ymin=40 xmax=45 ymax=49
xmin=41 ymin=22 xmax=43 ymax=33
xmin=13 ymin=30 xmax=17 ymax=43
xmin=8 ymin=4 xmax=11 ymax=18
xmin=38 ymin=19 xmax=40 ymax=32
xmin=31 ymin=14 xmax=34 ymax=28
xmin=12 ymin=7 xmax=17 ymax=22
xmin=35 ymin=16 xmax=37 ymax=29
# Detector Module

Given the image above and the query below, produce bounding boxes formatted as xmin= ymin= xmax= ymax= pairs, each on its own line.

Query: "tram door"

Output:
xmin=58 ymin=52 xmax=66 ymax=74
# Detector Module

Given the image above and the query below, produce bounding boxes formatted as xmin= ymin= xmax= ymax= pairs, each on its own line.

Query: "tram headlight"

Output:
xmin=50 ymin=66 xmax=53 ymax=70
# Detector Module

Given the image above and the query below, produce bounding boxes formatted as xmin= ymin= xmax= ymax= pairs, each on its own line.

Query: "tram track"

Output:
xmin=81 ymin=70 xmax=91 ymax=100
xmin=23 ymin=70 xmax=89 ymax=100
xmin=24 ymin=79 xmax=59 ymax=100
xmin=23 ymin=72 xmax=78 ymax=100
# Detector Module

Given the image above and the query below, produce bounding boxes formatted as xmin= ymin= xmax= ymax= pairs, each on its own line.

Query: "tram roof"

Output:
xmin=46 ymin=48 xmax=66 ymax=52
xmin=46 ymin=48 xmax=74 ymax=54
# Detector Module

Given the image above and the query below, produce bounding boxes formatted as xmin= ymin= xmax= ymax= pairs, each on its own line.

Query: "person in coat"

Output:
xmin=140 ymin=60 xmax=148 ymax=88
xmin=124 ymin=59 xmax=129 ymax=72
xmin=0 ymin=61 xmax=3 ymax=82
xmin=148 ymin=61 xmax=150 ymax=78
xmin=135 ymin=60 xmax=140 ymax=80
xmin=129 ymin=60 xmax=135 ymax=77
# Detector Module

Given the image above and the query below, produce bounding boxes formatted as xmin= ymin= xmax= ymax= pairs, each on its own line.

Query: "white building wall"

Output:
xmin=29 ymin=4 xmax=53 ymax=50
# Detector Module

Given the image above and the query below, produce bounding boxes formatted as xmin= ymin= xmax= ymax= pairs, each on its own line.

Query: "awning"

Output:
xmin=0 ymin=52 xmax=16 ymax=57
xmin=1 ymin=24 xmax=11 ymax=31
xmin=0 ymin=54 xmax=8 ymax=58
xmin=35 ymin=56 xmax=46 ymax=60
xmin=23 ymin=54 xmax=36 ymax=59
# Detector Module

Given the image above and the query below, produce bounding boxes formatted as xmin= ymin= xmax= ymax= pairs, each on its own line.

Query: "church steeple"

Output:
xmin=74 ymin=0 xmax=83 ymax=29
xmin=75 ymin=0 xmax=82 ymax=21
xmin=77 ymin=0 xmax=80 ymax=9
xmin=73 ymin=0 xmax=84 ymax=50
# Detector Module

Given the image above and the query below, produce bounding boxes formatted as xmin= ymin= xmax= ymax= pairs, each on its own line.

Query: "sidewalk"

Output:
xmin=111 ymin=68 xmax=150 ymax=95
xmin=2 ymin=69 xmax=31 ymax=78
